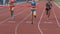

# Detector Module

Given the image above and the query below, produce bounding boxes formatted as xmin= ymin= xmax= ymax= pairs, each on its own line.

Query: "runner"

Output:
xmin=31 ymin=0 xmax=36 ymax=18
xmin=31 ymin=0 xmax=36 ymax=24
xmin=9 ymin=0 xmax=15 ymax=20
xmin=46 ymin=1 xmax=52 ymax=19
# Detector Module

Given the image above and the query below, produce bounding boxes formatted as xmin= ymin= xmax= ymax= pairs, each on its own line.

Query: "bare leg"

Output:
xmin=33 ymin=11 xmax=36 ymax=18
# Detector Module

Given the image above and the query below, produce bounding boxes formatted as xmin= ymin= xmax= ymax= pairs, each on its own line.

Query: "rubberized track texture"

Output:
xmin=0 ymin=1 xmax=60 ymax=34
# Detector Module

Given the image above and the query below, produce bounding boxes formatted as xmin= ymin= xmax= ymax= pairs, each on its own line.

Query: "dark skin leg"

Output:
xmin=46 ymin=9 xmax=50 ymax=18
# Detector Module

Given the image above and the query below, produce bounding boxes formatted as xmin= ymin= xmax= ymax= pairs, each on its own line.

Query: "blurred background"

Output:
xmin=0 ymin=0 xmax=31 ymax=6
xmin=0 ymin=0 xmax=60 ymax=6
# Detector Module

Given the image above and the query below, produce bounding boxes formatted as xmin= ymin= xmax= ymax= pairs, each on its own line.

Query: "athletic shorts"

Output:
xmin=31 ymin=8 xmax=36 ymax=12
xmin=46 ymin=8 xmax=51 ymax=15
xmin=46 ymin=7 xmax=51 ymax=11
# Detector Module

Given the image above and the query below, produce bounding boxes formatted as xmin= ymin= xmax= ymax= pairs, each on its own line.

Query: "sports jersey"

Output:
xmin=46 ymin=2 xmax=52 ymax=9
xmin=10 ymin=0 xmax=15 ymax=3
xmin=31 ymin=1 xmax=36 ymax=7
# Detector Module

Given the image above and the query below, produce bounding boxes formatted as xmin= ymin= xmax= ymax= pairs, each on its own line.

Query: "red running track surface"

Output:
xmin=0 ymin=2 xmax=60 ymax=34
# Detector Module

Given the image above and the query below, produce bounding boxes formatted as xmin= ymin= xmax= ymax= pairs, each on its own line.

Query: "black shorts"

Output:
xmin=46 ymin=8 xmax=50 ymax=15
xmin=46 ymin=7 xmax=51 ymax=11
xmin=31 ymin=8 xmax=36 ymax=12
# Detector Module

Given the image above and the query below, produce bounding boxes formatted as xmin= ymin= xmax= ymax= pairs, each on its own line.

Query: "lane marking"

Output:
xmin=38 ymin=6 xmax=45 ymax=34
xmin=15 ymin=13 xmax=31 ymax=34
xmin=44 ymin=21 xmax=53 ymax=24
xmin=0 ymin=9 xmax=27 ymax=24
xmin=8 ymin=21 xmax=15 ymax=23
xmin=26 ymin=21 xmax=32 ymax=24
xmin=52 ymin=7 xmax=60 ymax=27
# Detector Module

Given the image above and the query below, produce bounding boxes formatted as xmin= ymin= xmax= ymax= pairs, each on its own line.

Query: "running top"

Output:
xmin=10 ymin=0 xmax=15 ymax=8
xmin=46 ymin=2 xmax=52 ymax=8
xmin=31 ymin=1 xmax=36 ymax=7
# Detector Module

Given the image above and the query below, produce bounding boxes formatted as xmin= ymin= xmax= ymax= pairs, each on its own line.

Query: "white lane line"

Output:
xmin=0 ymin=9 xmax=26 ymax=24
xmin=54 ymin=2 xmax=60 ymax=8
xmin=52 ymin=7 xmax=60 ymax=27
xmin=15 ymin=13 xmax=31 ymax=34
xmin=38 ymin=7 xmax=45 ymax=34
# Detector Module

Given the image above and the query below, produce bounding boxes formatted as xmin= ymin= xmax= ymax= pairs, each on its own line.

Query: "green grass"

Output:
xmin=56 ymin=2 xmax=60 ymax=6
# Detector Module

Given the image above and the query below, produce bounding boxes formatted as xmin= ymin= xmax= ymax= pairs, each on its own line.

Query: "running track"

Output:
xmin=0 ymin=1 xmax=60 ymax=34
